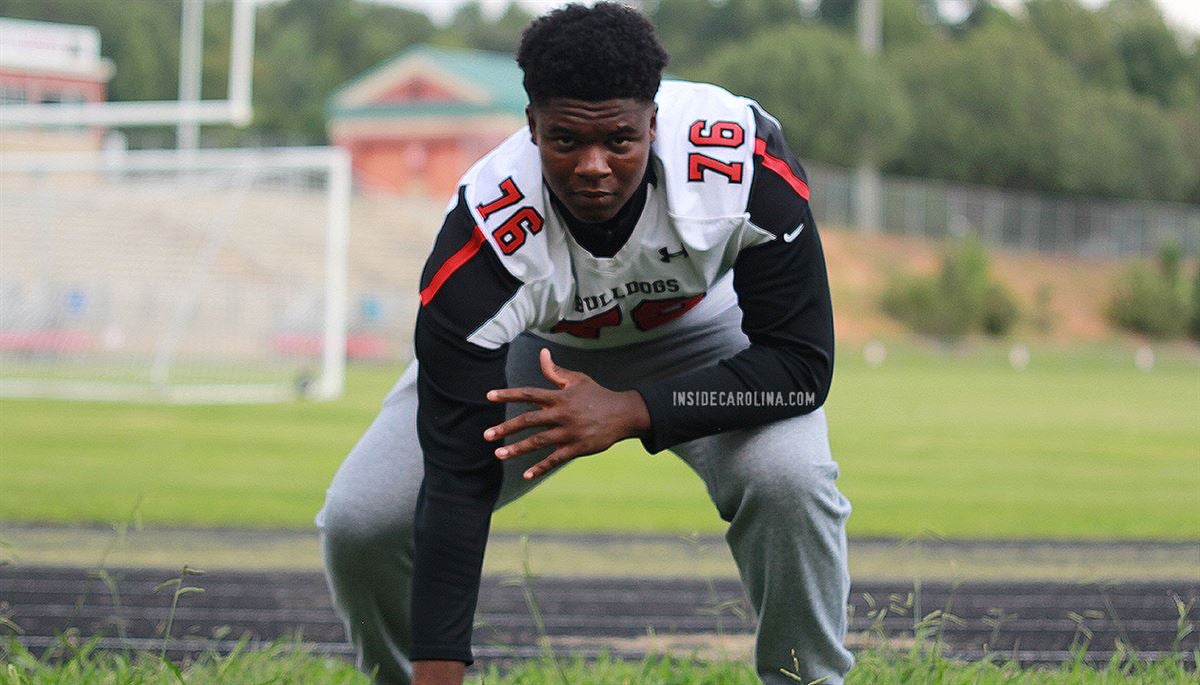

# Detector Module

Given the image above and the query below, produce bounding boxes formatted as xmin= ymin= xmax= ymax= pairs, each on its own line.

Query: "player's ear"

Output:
xmin=648 ymin=104 xmax=657 ymax=144
xmin=526 ymin=105 xmax=537 ymax=143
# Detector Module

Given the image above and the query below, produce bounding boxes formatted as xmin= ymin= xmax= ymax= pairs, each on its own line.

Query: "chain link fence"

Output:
xmin=806 ymin=162 xmax=1200 ymax=258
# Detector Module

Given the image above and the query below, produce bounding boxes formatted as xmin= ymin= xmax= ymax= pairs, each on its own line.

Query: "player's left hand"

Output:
xmin=484 ymin=348 xmax=650 ymax=480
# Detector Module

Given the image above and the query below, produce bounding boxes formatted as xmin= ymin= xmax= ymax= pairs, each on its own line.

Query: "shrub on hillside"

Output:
xmin=882 ymin=237 xmax=1020 ymax=338
xmin=882 ymin=274 xmax=945 ymax=334
xmin=1107 ymin=243 xmax=1190 ymax=339
xmin=982 ymin=282 xmax=1022 ymax=336
xmin=1191 ymin=263 xmax=1200 ymax=341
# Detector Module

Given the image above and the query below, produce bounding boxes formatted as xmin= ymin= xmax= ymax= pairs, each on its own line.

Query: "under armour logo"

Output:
xmin=659 ymin=245 xmax=689 ymax=262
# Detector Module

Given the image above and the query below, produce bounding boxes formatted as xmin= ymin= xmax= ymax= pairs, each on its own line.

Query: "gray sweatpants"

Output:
xmin=316 ymin=311 xmax=854 ymax=684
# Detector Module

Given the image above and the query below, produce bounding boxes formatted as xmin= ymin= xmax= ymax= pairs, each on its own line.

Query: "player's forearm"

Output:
xmin=409 ymin=472 xmax=499 ymax=661
xmin=633 ymin=340 xmax=831 ymax=452
xmin=412 ymin=312 xmax=509 ymax=662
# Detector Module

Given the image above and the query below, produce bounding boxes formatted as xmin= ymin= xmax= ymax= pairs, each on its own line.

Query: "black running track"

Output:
xmin=1 ymin=566 xmax=1196 ymax=668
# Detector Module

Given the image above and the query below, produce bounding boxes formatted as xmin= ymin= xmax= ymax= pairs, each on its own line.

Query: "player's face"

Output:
xmin=528 ymin=98 xmax=657 ymax=223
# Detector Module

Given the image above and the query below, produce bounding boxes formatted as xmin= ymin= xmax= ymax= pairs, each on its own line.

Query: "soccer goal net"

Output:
xmin=0 ymin=146 xmax=351 ymax=403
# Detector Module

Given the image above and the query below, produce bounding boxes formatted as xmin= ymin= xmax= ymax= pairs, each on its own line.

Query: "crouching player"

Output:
xmin=317 ymin=4 xmax=854 ymax=684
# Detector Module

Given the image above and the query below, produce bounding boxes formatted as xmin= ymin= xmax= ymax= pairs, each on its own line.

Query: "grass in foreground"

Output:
xmin=2 ymin=638 xmax=1197 ymax=685
xmin=0 ymin=341 xmax=1197 ymax=539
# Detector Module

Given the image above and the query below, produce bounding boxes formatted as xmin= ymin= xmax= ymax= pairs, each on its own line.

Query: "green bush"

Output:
xmin=1191 ymin=262 xmax=1200 ymax=341
xmin=982 ymin=282 xmax=1021 ymax=336
xmin=882 ymin=274 xmax=934 ymax=331
xmin=937 ymin=237 xmax=991 ymax=335
xmin=881 ymin=237 xmax=1020 ymax=338
xmin=1107 ymin=243 xmax=1190 ymax=339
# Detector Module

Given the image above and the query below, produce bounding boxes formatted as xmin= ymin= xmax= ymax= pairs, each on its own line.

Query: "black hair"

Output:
xmin=516 ymin=2 xmax=669 ymax=105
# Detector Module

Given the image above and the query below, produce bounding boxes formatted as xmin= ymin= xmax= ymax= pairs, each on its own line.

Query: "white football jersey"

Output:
xmin=453 ymin=80 xmax=780 ymax=350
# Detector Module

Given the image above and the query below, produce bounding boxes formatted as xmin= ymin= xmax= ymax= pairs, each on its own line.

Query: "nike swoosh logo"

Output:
xmin=782 ymin=222 xmax=805 ymax=243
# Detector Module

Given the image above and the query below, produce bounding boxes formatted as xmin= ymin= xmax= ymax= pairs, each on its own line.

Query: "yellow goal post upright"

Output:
xmin=0 ymin=0 xmax=352 ymax=403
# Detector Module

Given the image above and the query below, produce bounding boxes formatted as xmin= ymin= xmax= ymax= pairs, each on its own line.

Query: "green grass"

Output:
xmin=0 ymin=636 xmax=368 ymax=685
xmin=0 ymin=342 xmax=1197 ymax=540
xmin=2 ymin=638 xmax=1197 ymax=684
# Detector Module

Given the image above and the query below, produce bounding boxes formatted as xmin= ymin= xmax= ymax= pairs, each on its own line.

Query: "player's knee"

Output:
xmin=742 ymin=461 xmax=847 ymax=522
xmin=319 ymin=494 xmax=413 ymax=562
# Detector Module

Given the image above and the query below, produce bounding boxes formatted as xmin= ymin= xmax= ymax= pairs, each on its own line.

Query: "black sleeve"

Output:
xmin=410 ymin=187 xmax=522 ymax=662
xmin=633 ymin=109 xmax=834 ymax=452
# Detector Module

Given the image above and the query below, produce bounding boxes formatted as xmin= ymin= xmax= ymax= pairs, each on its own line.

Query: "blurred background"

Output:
xmin=0 ymin=0 xmax=1196 ymax=559
xmin=0 ymin=0 xmax=1197 ymax=672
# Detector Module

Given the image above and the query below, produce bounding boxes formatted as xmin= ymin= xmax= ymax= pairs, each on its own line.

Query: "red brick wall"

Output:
xmin=345 ymin=133 xmax=511 ymax=199
xmin=0 ymin=68 xmax=106 ymax=103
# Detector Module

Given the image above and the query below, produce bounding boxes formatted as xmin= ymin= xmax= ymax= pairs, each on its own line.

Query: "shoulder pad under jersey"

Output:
xmin=457 ymin=131 xmax=562 ymax=285
xmin=653 ymin=80 xmax=761 ymax=221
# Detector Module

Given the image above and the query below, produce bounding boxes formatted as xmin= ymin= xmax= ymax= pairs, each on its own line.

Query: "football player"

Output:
xmin=318 ymin=4 xmax=854 ymax=684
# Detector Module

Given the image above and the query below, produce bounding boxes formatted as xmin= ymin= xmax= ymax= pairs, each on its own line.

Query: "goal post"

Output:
xmin=0 ymin=146 xmax=351 ymax=403
xmin=0 ymin=0 xmax=257 ymax=130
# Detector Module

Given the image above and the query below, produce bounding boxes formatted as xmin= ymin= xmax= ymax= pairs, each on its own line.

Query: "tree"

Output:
xmin=881 ymin=0 xmax=942 ymax=49
xmin=816 ymin=0 xmax=856 ymax=28
xmin=821 ymin=0 xmax=952 ymax=40
xmin=0 ymin=0 xmax=436 ymax=146
xmin=886 ymin=19 xmax=1194 ymax=201
xmin=225 ymin=0 xmax=435 ymax=145
xmin=1169 ymin=106 xmax=1200 ymax=203
xmin=1106 ymin=0 xmax=1191 ymax=107
xmin=952 ymin=0 xmax=1022 ymax=36
xmin=888 ymin=25 xmax=1079 ymax=191
xmin=649 ymin=0 xmax=718 ymax=70
xmin=434 ymin=1 xmax=533 ymax=54
xmin=1104 ymin=92 xmax=1194 ymax=201
xmin=652 ymin=0 xmax=805 ymax=70
xmin=1025 ymin=0 xmax=1126 ymax=89
xmin=696 ymin=23 xmax=912 ymax=167
xmin=0 ymin=0 xmax=180 ymax=101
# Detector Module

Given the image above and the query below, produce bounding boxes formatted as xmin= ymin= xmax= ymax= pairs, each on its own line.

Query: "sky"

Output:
xmin=1161 ymin=0 xmax=1199 ymax=35
xmin=374 ymin=0 xmax=1200 ymax=37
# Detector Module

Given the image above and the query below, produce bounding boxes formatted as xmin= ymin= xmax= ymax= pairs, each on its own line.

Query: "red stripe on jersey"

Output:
xmin=754 ymin=137 xmax=811 ymax=201
xmin=419 ymin=225 xmax=487 ymax=306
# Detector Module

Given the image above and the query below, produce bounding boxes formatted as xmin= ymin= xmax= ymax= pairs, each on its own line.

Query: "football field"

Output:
xmin=0 ymin=341 xmax=1196 ymax=540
